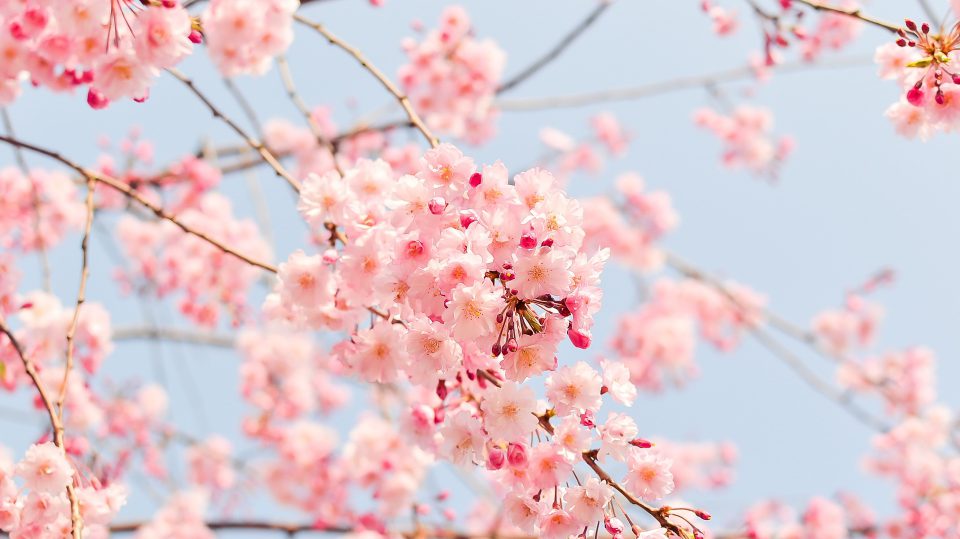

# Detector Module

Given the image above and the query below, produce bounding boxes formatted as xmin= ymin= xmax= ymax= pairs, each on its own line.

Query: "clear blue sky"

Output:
xmin=2 ymin=0 xmax=958 ymax=534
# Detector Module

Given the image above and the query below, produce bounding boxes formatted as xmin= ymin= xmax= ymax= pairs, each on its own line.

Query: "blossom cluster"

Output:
xmin=693 ymin=106 xmax=795 ymax=179
xmin=398 ymin=7 xmax=506 ymax=143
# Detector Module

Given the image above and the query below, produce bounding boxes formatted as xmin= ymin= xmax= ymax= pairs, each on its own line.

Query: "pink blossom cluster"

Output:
xmin=742 ymin=496 xmax=869 ymax=539
xmin=693 ymin=106 xmax=795 ymax=179
xmin=653 ymin=439 xmax=737 ymax=492
xmin=811 ymin=294 xmax=883 ymax=356
xmin=0 ymin=0 xmax=195 ymax=107
xmin=0 ymin=291 xmax=113 ymax=389
xmin=201 ymin=0 xmax=298 ymax=77
xmin=538 ymin=113 xmax=631 ymax=181
xmin=582 ymin=173 xmax=678 ymax=272
xmin=135 ymin=490 xmax=214 ymax=539
xmin=0 ymin=167 xmax=85 ymax=252
xmin=237 ymin=329 xmax=350 ymax=435
xmin=700 ymin=1 xmax=738 ymax=37
xmin=876 ymin=41 xmax=960 ymax=140
xmin=0 ymin=442 xmax=126 ymax=538
xmin=838 ymin=347 xmax=936 ymax=417
xmin=609 ymin=278 xmax=765 ymax=391
xmin=115 ymin=193 xmax=272 ymax=327
xmin=398 ymin=7 xmax=506 ymax=143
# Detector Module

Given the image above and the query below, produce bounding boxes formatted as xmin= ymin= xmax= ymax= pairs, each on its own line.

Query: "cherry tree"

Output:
xmin=0 ymin=0 xmax=957 ymax=538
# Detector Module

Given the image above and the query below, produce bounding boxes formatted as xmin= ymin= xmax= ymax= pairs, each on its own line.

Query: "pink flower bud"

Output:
xmin=695 ymin=509 xmax=712 ymax=521
xmin=580 ymin=411 xmax=596 ymax=428
xmin=486 ymin=446 xmax=506 ymax=470
xmin=429 ymin=197 xmax=447 ymax=215
xmin=406 ymin=240 xmax=424 ymax=257
xmin=436 ymin=490 xmax=450 ymax=502
xmin=906 ymin=87 xmax=925 ymax=107
xmin=436 ymin=379 xmax=448 ymax=400
xmin=87 ymin=88 xmax=109 ymax=110
xmin=629 ymin=438 xmax=654 ymax=449
xmin=322 ymin=249 xmax=339 ymax=264
xmin=567 ymin=328 xmax=591 ymax=349
xmin=469 ymin=172 xmax=483 ymax=187
xmin=519 ymin=231 xmax=537 ymax=249
xmin=188 ymin=30 xmax=203 ymax=44
xmin=459 ymin=210 xmax=477 ymax=228
xmin=507 ymin=442 xmax=528 ymax=469
xmin=604 ymin=517 xmax=625 ymax=535
xmin=540 ymin=238 xmax=554 ymax=248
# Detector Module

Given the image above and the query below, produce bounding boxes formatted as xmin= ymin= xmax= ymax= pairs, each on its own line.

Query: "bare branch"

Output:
xmin=293 ymin=14 xmax=440 ymax=148
xmin=166 ymin=68 xmax=302 ymax=192
xmin=0 ymin=135 xmax=278 ymax=274
xmin=497 ymin=1 xmax=613 ymax=94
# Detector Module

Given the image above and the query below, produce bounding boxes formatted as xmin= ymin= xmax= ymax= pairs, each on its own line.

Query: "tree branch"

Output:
xmin=0 ymin=135 xmax=278 ymax=274
xmin=497 ymin=1 xmax=613 ymax=94
xmin=167 ymin=68 xmax=302 ymax=192
xmin=293 ymin=14 xmax=440 ymax=148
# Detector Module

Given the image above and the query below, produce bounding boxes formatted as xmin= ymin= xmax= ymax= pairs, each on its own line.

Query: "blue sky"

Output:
xmin=2 ymin=0 xmax=959 ymax=534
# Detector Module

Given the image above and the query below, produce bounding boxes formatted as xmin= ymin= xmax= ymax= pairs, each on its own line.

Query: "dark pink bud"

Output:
xmin=604 ymin=517 xmax=625 ymax=535
xmin=936 ymin=90 xmax=945 ymax=105
xmin=567 ymin=328 xmax=591 ymax=349
xmin=579 ymin=410 xmax=596 ymax=428
xmin=519 ymin=231 xmax=537 ymax=249
xmin=87 ymin=88 xmax=109 ymax=110
xmin=629 ymin=438 xmax=654 ymax=449
xmin=540 ymin=238 xmax=554 ymax=248
xmin=188 ymin=30 xmax=203 ymax=44
xmin=322 ymin=248 xmax=339 ymax=264
xmin=491 ymin=343 xmax=501 ymax=356
xmin=486 ymin=446 xmax=506 ymax=470
xmin=406 ymin=240 xmax=424 ymax=257
xmin=162 ymin=0 xmax=178 ymax=6
xmin=501 ymin=262 xmax=513 ymax=270
xmin=921 ymin=22 xmax=930 ymax=34
xmin=507 ymin=442 xmax=528 ymax=468
xmin=436 ymin=379 xmax=448 ymax=400
xmin=459 ymin=210 xmax=477 ymax=228
xmin=8 ymin=21 xmax=26 ymax=40
xmin=905 ymin=19 xmax=917 ymax=31
xmin=429 ymin=197 xmax=446 ymax=215
xmin=469 ymin=172 xmax=482 ymax=187
xmin=906 ymin=87 xmax=925 ymax=106
xmin=896 ymin=38 xmax=907 ymax=47
xmin=695 ymin=510 xmax=712 ymax=521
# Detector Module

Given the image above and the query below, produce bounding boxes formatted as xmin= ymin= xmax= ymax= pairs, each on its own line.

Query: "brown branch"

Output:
xmin=0 ymin=135 xmax=278 ymax=274
xmin=791 ymin=0 xmax=901 ymax=32
xmin=166 ymin=68 xmax=302 ymax=192
xmin=1 ymin=108 xmax=51 ymax=291
xmin=275 ymin=55 xmax=344 ymax=176
xmin=111 ymin=327 xmax=236 ymax=348
xmin=498 ymin=54 xmax=872 ymax=111
xmin=497 ymin=1 xmax=613 ymax=94
xmin=0 ymin=320 xmax=83 ymax=538
xmin=663 ymin=252 xmax=890 ymax=433
xmin=293 ymin=13 xmax=440 ymax=148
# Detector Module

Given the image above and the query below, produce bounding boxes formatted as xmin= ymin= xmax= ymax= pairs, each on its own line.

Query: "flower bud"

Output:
xmin=486 ymin=446 xmax=506 ymax=470
xmin=507 ymin=442 xmax=528 ymax=468
xmin=459 ymin=210 xmax=477 ymax=228
xmin=429 ymin=197 xmax=447 ymax=215
xmin=519 ymin=231 xmax=537 ymax=249
xmin=604 ymin=517 xmax=625 ymax=535
xmin=436 ymin=379 xmax=448 ymax=400
xmin=87 ymin=88 xmax=109 ymax=110
xmin=567 ymin=328 xmax=591 ymax=349
xmin=188 ymin=30 xmax=203 ymax=44
xmin=322 ymin=249 xmax=339 ymax=264
xmin=469 ymin=172 xmax=483 ymax=187
xmin=629 ymin=438 xmax=654 ymax=449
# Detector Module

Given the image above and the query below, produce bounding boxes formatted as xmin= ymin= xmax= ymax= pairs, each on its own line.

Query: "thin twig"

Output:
xmin=497 ymin=1 xmax=612 ymax=94
xmin=1 ymin=108 xmax=51 ymax=291
xmin=112 ymin=326 xmax=235 ymax=348
xmin=0 ymin=320 xmax=83 ymax=538
xmin=293 ymin=13 xmax=440 ymax=148
xmin=664 ymin=251 xmax=890 ymax=433
xmin=275 ymin=55 xmax=344 ymax=175
xmin=166 ymin=68 xmax=302 ymax=192
xmin=0 ymin=135 xmax=278 ymax=273
xmin=498 ymin=54 xmax=872 ymax=111
xmin=792 ymin=0 xmax=901 ymax=32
